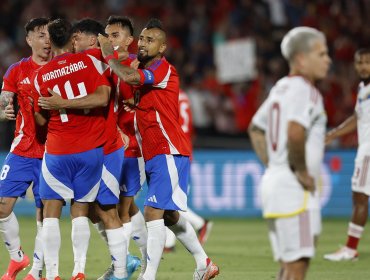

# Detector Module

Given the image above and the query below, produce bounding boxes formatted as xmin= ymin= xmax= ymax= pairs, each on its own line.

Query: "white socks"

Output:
xmin=106 ymin=227 xmax=128 ymax=279
xmin=29 ymin=221 xmax=44 ymax=279
xmin=142 ymin=219 xmax=166 ymax=280
xmin=131 ymin=211 xmax=148 ymax=261
xmin=0 ymin=212 xmax=23 ymax=261
xmin=165 ymin=227 xmax=176 ymax=248
xmin=92 ymin=221 xmax=108 ymax=244
xmin=348 ymin=222 xmax=364 ymax=238
xmin=169 ymin=214 xmax=208 ymax=270
xmin=43 ymin=218 xmax=60 ymax=279
xmin=181 ymin=208 xmax=205 ymax=231
xmin=71 ymin=217 xmax=90 ymax=276
xmin=122 ymin=221 xmax=132 ymax=254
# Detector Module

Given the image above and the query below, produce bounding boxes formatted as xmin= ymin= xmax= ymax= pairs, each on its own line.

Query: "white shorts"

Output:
xmin=352 ymin=155 xmax=370 ymax=196
xmin=267 ymin=210 xmax=316 ymax=263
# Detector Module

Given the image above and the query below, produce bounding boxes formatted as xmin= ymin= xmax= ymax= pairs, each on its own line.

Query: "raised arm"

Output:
xmin=287 ymin=121 xmax=314 ymax=192
xmin=248 ymin=124 xmax=268 ymax=166
xmin=0 ymin=91 xmax=15 ymax=120
xmin=38 ymin=85 xmax=111 ymax=110
xmin=97 ymin=34 xmax=141 ymax=85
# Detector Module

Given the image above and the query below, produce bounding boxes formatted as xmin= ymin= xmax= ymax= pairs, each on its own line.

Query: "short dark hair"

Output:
xmin=356 ymin=48 xmax=370 ymax=57
xmin=48 ymin=18 xmax=73 ymax=48
xmin=72 ymin=18 xmax=105 ymax=36
xmin=106 ymin=15 xmax=134 ymax=36
xmin=145 ymin=18 xmax=164 ymax=32
xmin=25 ymin=17 xmax=49 ymax=35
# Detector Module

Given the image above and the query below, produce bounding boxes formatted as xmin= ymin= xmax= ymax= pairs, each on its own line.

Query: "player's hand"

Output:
xmin=97 ymin=34 xmax=113 ymax=58
xmin=295 ymin=170 xmax=315 ymax=193
xmin=120 ymin=132 xmax=130 ymax=150
xmin=123 ymin=98 xmax=136 ymax=113
xmin=325 ymin=130 xmax=337 ymax=145
xmin=38 ymin=89 xmax=65 ymax=110
xmin=130 ymin=59 xmax=140 ymax=70
xmin=4 ymin=98 xmax=15 ymax=120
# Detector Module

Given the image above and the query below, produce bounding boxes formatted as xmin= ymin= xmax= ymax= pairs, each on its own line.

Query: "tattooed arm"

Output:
xmin=98 ymin=34 xmax=141 ymax=85
xmin=248 ymin=124 xmax=268 ymax=166
xmin=0 ymin=91 xmax=15 ymax=121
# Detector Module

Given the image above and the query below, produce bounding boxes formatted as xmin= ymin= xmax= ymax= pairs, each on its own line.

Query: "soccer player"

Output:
xmin=249 ymin=27 xmax=330 ymax=279
xmin=165 ymin=89 xmax=213 ymax=251
xmin=38 ymin=18 xmax=135 ymax=280
xmin=98 ymin=18 xmax=220 ymax=280
xmin=0 ymin=17 xmax=51 ymax=280
xmin=39 ymin=17 xmax=139 ymax=280
xmin=324 ymin=48 xmax=370 ymax=261
xmin=33 ymin=18 xmax=116 ymax=280
xmin=104 ymin=15 xmax=148 ymax=279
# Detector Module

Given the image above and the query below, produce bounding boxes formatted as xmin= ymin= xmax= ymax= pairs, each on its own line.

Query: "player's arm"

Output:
xmin=325 ymin=114 xmax=357 ymax=145
xmin=98 ymin=34 xmax=141 ymax=85
xmin=38 ymin=85 xmax=111 ymax=110
xmin=287 ymin=121 xmax=314 ymax=192
xmin=0 ymin=91 xmax=15 ymax=120
xmin=248 ymin=124 xmax=268 ymax=166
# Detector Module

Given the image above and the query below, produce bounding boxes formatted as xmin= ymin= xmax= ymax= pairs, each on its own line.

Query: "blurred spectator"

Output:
xmin=0 ymin=0 xmax=369 ymax=149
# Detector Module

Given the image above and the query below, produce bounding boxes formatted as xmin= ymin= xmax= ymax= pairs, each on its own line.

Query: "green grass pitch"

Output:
xmin=1 ymin=217 xmax=370 ymax=279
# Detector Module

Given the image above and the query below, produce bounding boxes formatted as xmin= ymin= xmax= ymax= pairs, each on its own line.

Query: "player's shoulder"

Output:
xmin=147 ymin=57 xmax=171 ymax=72
xmin=4 ymin=57 xmax=30 ymax=78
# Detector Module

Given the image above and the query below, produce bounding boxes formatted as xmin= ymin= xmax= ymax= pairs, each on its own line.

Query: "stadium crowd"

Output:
xmin=0 ymin=0 xmax=369 ymax=148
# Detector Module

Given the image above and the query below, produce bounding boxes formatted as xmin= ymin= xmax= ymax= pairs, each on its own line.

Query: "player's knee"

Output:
xmin=0 ymin=198 xmax=15 ymax=219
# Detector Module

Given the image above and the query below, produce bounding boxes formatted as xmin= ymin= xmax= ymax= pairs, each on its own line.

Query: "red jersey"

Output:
xmin=83 ymin=48 xmax=124 ymax=155
xmin=136 ymin=57 xmax=191 ymax=161
xmin=178 ymin=89 xmax=193 ymax=155
xmin=35 ymin=52 xmax=109 ymax=155
xmin=113 ymin=54 xmax=142 ymax=158
xmin=2 ymin=57 xmax=47 ymax=158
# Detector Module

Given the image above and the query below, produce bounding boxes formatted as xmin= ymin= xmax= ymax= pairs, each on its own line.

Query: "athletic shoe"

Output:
xmin=324 ymin=246 xmax=359 ymax=261
xmin=198 ymin=220 xmax=213 ymax=245
xmin=126 ymin=254 xmax=141 ymax=279
xmin=1 ymin=254 xmax=30 ymax=280
xmin=193 ymin=258 xmax=219 ymax=280
xmin=70 ymin=273 xmax=85 ymax=280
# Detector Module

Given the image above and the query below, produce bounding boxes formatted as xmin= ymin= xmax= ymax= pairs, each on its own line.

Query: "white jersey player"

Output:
xmin=324 ymin=48 xmax=370 ymax=262
xmin=249 ymin=26 xmax=330 ymax=280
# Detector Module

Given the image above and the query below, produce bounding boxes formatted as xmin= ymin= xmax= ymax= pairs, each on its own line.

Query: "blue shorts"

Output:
xmin=39 ymin=147 xmax=103 ymax=202
xmin=97 ymin=148 xmax=124 ymax=205
xmin=120 ymin=157 xmax=145 ymax=197
xmin=145 ymin=154 xmax=190 ymax=210
xmin=0 ymin=153 xmax=42 ymax=208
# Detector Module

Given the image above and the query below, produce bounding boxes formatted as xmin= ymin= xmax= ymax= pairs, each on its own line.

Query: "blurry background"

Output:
xmin=0 ymin=0 xmax=369 ymax=150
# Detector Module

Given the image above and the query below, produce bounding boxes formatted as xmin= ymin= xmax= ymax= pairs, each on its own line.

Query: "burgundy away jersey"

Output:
xmin=2 ymin=57 xmax=47 ymax=158
xmin=35 ymin=52 xmax=109 ymax=155
xmin=136 ymin=57 xmax=191 ymax=161
xmin=113 ymin=54 xmax=142 ymax=158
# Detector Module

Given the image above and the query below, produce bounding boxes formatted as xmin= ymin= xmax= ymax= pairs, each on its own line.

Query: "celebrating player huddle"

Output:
xmin=0 ymin=16 xmax=219 ymax=280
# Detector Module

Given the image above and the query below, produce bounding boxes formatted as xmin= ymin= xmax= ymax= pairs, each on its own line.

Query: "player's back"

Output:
xmin=82 ymin=48 xmax=124 ymax=155
xmin=35 ymin=52 xmax=109 ymax=155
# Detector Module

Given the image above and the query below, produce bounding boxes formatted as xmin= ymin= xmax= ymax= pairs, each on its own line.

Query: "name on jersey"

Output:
xmin=42 ymin=61 xmax=87 ymax=82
